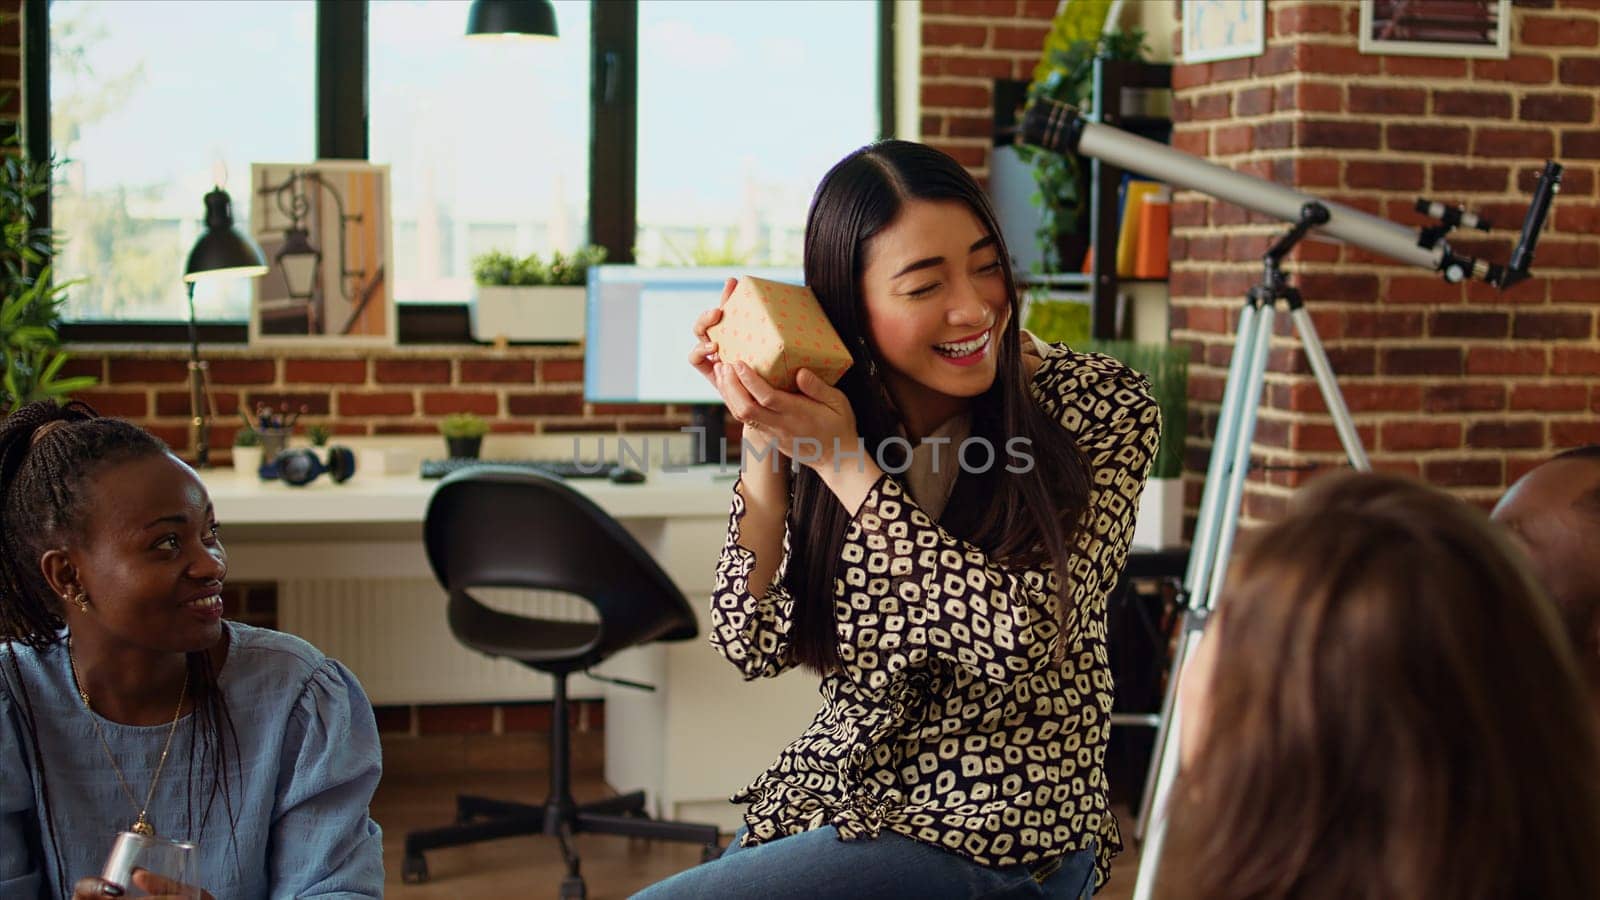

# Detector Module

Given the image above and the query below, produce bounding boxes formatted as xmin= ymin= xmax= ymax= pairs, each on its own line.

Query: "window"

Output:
xmin=49 ymin=0 xmax=316 ymax=322
xmin=369 ymin=0 xmax=592 ymax=304
xmin=635 ymin=0 xmax=878 ymax=267
xmin=38 ymin=1 xmax=888 ymax=331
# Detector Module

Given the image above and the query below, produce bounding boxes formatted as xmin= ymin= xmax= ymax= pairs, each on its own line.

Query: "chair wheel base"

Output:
xmin=559 ymin=875 xmax=586 ymax=899
xmin=401 ymin=854 xmax=429 ymax=884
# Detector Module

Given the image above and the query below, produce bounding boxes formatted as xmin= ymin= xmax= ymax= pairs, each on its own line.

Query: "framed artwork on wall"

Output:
xmin=1359 ymin=0 xmax=1511 ymax=59
xmin=1181 ymin=0 xmax=1266 ymax=64
xmin=249 ymin=160 xmax=396 ymax=346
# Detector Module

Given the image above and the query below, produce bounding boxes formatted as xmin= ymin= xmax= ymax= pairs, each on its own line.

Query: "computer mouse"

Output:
xmin=608 ymin=465 xmax=647 ymax=484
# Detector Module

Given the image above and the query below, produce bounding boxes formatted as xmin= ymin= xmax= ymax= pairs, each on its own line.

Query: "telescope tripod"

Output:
xmin=1130 ymin=203 xmax=1372 ymax=899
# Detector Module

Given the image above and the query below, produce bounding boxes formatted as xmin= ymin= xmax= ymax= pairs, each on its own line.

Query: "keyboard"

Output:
xmin=420 ymin=458 xmax=615 ymax=480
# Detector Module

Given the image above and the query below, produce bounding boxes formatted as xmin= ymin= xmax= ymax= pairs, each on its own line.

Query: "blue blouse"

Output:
xmin=0 ymin=622 xmax=384 ymax=899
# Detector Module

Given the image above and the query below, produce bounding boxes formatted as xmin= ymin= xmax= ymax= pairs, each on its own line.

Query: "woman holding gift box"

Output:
xmin=640 ymin=141 xmax=1159 ymax=899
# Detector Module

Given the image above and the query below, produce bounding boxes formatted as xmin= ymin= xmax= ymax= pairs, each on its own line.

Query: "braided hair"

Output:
xmin=0 ymin=400 xmax=242 ymax=894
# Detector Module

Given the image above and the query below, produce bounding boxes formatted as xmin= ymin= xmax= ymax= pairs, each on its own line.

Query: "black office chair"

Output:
xmin=402 ymin=467 xmax=722 ymax=898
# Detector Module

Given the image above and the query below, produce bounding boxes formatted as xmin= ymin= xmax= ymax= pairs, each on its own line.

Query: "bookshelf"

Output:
xmin=991 ymin=60 xmax=1173 ymax=341
xmin=1085 ymin=58 xmax=1173 ymax=339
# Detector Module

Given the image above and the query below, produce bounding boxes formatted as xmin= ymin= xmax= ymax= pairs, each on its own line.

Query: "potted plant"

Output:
xmin=469 ymin=245 xmax=607 ymax=343
xmin=232 ymin=427 xmax=263 ymax=475
xmin=1086 ymin=340 xmax=1189 ymax=549
xmin=440 ymin=412 xmax=489 ymax=460
xmin=1018 ymin=12 xmax=1148 ymax=275
xmin=0 ymin=127 xmax=96 ymax=413
xmin=309 ymin=424 xmax=331 ymax=447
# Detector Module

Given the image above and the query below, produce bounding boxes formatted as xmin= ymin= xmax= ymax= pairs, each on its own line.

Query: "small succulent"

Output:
xmin=438 ymin=412 xmax=490 ymax=439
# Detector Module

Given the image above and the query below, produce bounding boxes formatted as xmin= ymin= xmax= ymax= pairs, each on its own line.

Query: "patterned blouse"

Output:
xmin=708 ymin=342 xmax=1160 ymax=887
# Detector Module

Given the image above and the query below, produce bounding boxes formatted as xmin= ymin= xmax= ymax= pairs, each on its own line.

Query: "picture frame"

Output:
xmin=1181 ymin=0 xmax=1266 ymax=64
xmin=248 ymin=160 xmax=396 ymax=346
xmin=1358 ymin=0 xmax=1510 ymax=59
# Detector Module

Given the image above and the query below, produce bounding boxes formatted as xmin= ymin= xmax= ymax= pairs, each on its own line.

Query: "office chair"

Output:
xmin=402 ymin=467 xmax=722 ymax=898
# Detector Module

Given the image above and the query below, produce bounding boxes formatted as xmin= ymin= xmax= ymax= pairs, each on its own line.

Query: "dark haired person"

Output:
xmin=0 ymin=401 xmax=383 ymax=899
xmin=1167 ymin=471 xmax=1600 ymax=900
xmin=640 ymin=141 xmax=1159 ymax=898
xmin=1492 ymin=446 xmax=1600 ymax=710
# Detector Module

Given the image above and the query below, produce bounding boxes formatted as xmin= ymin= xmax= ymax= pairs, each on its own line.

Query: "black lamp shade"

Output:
xmin=184 ymin=187 xmax=268 ymax=282
xmin=466 ymin=0 xmax=558 ymax=39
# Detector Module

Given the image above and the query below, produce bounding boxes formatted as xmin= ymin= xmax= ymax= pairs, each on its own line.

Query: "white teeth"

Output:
xmin=185 ymin=595 xmax=223 ymax=610
xmin=935 ymin=331 xmax=991 ymax=357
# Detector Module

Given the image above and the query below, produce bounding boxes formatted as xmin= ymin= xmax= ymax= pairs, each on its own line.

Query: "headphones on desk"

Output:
xmin=268 ymin=446 xmax=357 ymax=487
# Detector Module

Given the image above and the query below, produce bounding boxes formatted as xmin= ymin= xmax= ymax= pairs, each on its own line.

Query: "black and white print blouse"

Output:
xmin=708 ymin=343 xmax=1160 ymax=888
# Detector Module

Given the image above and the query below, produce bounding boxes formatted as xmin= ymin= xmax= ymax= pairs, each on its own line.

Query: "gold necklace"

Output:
xmin=66 ymin=634 xmax=189 ymax=837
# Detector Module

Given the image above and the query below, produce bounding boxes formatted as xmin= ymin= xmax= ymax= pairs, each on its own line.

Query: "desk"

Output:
xmin=205 ymin=466 xmax=821 ymax=829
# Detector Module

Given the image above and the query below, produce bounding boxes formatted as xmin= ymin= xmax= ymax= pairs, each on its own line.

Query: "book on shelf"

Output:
xmin=1116 ymin=178 xmax=1165 ymax=277
xmin=1134 ymin=186 xmax=1171 ymax=279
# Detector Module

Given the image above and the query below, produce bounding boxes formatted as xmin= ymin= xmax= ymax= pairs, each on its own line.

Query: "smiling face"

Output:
xmin=56 ymin=452 xmax=228 ymax=655
xmin=858 ymin=198 xmax=1011 ymax=436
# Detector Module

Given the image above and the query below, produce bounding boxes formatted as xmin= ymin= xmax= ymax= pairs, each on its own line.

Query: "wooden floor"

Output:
xmin=373 ymin=772 xmax=1141 ymax=899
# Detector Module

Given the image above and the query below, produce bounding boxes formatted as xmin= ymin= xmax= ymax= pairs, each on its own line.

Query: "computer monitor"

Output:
xmin=585 ymin=264 xmax=806 ymax=462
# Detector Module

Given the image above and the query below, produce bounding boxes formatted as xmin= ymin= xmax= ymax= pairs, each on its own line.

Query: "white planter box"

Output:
xmin=232 ymin=446 xmax=263 ymax=475
xmin=1132 ymin=476 xmax=1185 ymax=550
xmin=469 ymin=285 xmax=586 ymax=343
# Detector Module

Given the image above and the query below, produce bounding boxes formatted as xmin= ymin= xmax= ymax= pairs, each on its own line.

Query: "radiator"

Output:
xmin=277 ymin=578 xmax=605 ymax=706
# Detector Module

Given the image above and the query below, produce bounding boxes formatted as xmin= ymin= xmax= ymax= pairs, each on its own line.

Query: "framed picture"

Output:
xmin=249 ymin=160 xmax=395 ymax=345
xmin=1359 ymin=0 xmax=1510 ymax=59
xmin=1182 ymin=0 xmax=1266 ymax=64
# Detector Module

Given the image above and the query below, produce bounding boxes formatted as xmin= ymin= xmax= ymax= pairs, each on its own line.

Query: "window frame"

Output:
xmin=30 ymin=0 xmax=894 ymax=345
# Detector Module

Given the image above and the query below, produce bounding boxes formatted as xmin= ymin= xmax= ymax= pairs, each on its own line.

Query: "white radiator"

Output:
xmin=277 ymin=578 xmax=605 ymax=706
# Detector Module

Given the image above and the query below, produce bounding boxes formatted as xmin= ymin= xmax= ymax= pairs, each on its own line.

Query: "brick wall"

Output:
xmin=919 ymin=0 xmax=1059 ymax=179
xmin=57 ymin=345 xmax=693 ymax=465
xmin=1169 ymin=0 xmax=1600 ymax=520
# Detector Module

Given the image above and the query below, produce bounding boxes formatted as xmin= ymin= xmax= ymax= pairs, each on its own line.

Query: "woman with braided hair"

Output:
xmin=0 ymin=400 xmax=383 ymax=899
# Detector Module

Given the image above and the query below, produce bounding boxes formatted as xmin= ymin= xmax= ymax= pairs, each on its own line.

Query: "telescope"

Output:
xmin=1019 ymin=97 xmax=1565 ymax=900
xmin=1021 ymin=98 xmax=1561 ymax=289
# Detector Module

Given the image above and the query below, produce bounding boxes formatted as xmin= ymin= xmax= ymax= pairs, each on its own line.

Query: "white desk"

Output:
xmin=205 ymin=465 xmax=821 ymax=828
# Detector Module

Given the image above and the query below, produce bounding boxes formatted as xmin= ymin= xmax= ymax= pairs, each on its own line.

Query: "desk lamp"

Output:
xmin=182 ymin=186 xmax=268 ymax=467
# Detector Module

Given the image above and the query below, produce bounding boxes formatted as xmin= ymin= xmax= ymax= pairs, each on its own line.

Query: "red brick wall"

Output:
xmin=919 ymin=0 xmax=1060 ymax=178
xmin=1169 ymin=0 xmax=1600 ymax=520
xmin=56 ymin=346 xmax=689 ymax=464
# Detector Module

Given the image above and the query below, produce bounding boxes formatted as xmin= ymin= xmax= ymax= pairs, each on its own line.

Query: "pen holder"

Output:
xmin=256 ymin=428 xmax=291 ymax=480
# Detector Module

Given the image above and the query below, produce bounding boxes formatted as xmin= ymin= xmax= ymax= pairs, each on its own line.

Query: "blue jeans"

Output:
xmin=631 ymin=825 xmax=1097 ymax=900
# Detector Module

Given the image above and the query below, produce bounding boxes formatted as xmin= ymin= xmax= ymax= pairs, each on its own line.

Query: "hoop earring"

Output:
xmin=67 ymin=590 xmax=88 ymax=612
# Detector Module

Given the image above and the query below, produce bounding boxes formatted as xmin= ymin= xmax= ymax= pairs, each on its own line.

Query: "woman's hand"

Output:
xmin=687 ymin=277 xmax=737 ymax=389
xmin=131 ymin=869 xmax=214 ymax=900
xmin=716 ymin=363 xmax=858 ymax=468
xmin=719 ymin=363 xmax=883 ymax=512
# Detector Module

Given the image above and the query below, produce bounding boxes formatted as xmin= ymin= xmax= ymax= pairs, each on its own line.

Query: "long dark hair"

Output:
xmin=1160 ymin=471 xmax=1600 ymax=899
xmin=0 ymin=400 xmax=242 ymax=897
xmin=786 ymin=140 xmax=1091 ymax=674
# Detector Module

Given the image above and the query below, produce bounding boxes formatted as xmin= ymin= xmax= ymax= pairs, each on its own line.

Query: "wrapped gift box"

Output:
xmin=708 ymin=276 xmax=853 ymax=392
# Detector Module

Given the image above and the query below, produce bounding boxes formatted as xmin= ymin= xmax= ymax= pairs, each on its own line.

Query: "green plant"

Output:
xmin=1084 ymin=340 xmax=1189 ymax=479
xmin=438 ymin=412 xmax=490 ymax=439
xmin=309 ymin=424 xmax=331 ymax=447
xmin=1018 ymin=11 xmax=1147 ymax=274
xmin=0 ymin=121 xmax=96 ymax=412
xmin=471 ymin=245 xmax=608 ymax=287
xmin=233 ymin=426 xmax=261 ymax=448
xmin=1022 ymin=291 xmax=1092 ymax=346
